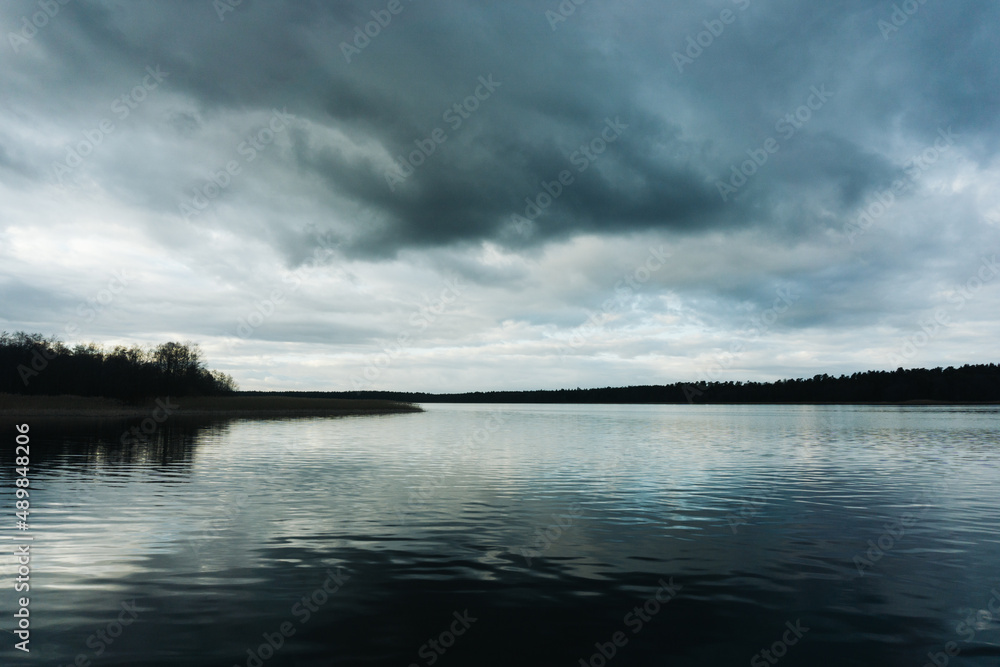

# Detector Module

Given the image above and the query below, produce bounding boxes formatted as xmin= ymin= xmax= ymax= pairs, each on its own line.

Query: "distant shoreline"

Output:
xmin=237 ymin=391 xmax=1000 ymax=407
xmin=2 ymin=395 xmax=996 ymax=426
xmin=0 ymin=394 xmax=423 ymax=421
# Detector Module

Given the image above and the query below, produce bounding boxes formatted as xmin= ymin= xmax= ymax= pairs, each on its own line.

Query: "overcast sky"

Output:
xmin=1 ymin=0 xmax=998 ymax=392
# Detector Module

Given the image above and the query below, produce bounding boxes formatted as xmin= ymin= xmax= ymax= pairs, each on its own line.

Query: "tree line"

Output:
xmin=0 ymin=332 xmax=237 ymax=401
xmin=271 ymin=364 xmax=1000 ymax=404
xmin=4 ymin=329 xmax=995 ymax=404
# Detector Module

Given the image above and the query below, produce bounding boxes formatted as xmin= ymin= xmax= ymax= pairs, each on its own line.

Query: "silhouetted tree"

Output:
xmin=279 ymin=364 xmax=999 ymax=404
xmin=0 ymin=332 xmax=237 ymax=400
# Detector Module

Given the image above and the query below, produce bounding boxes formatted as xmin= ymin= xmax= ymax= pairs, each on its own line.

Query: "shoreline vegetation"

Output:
xmin=0 ymin=332 xmax=419 ymax=422
xmin=2 ymin=333 xmax=996 ymax=411
xmin=271 ymin=363 xmax=1000 ymax=405
xmin=0 ymin=394 xmax=423 ymax=420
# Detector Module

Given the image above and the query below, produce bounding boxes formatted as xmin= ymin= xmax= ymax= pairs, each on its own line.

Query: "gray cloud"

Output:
xmin=1 ymin=0 xmax=998 ymax=390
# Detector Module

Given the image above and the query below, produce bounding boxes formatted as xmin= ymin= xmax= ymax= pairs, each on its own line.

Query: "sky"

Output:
xmin=1 ymin=0 xmax=998 ymax=392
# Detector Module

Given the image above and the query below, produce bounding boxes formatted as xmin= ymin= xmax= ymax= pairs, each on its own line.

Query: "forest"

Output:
xmin=2 ymin=329 xmax=997 ymax=404
xmin=0 ymin=331 xmax=237 ymax=401
xmin=287 ymin=364 xmax=1000 ymax=404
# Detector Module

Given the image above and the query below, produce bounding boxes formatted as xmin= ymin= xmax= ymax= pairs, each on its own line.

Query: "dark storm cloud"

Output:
xmin=3 ymin=0 xmax=996 ymax=261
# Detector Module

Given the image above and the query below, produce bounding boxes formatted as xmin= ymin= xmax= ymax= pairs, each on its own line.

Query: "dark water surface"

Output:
xmin=2 ymin=404 xmax=999 ymax=666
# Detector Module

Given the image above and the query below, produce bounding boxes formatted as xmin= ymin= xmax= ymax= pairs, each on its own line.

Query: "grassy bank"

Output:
xmin=0 ymin=394 xmax=422 ymax=420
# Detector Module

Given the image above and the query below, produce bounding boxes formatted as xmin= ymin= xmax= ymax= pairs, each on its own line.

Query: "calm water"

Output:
xmin=2 ymin=404 xmax=999 ymax=666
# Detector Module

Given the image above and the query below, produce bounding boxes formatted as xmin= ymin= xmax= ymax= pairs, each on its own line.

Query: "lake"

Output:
xmin=2 ymin=404 xmax=999 ymax=666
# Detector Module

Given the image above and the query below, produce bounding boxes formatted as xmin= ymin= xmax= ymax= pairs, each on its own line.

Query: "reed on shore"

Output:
xmin=0 ymin=393 xmax=422 ymax=420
